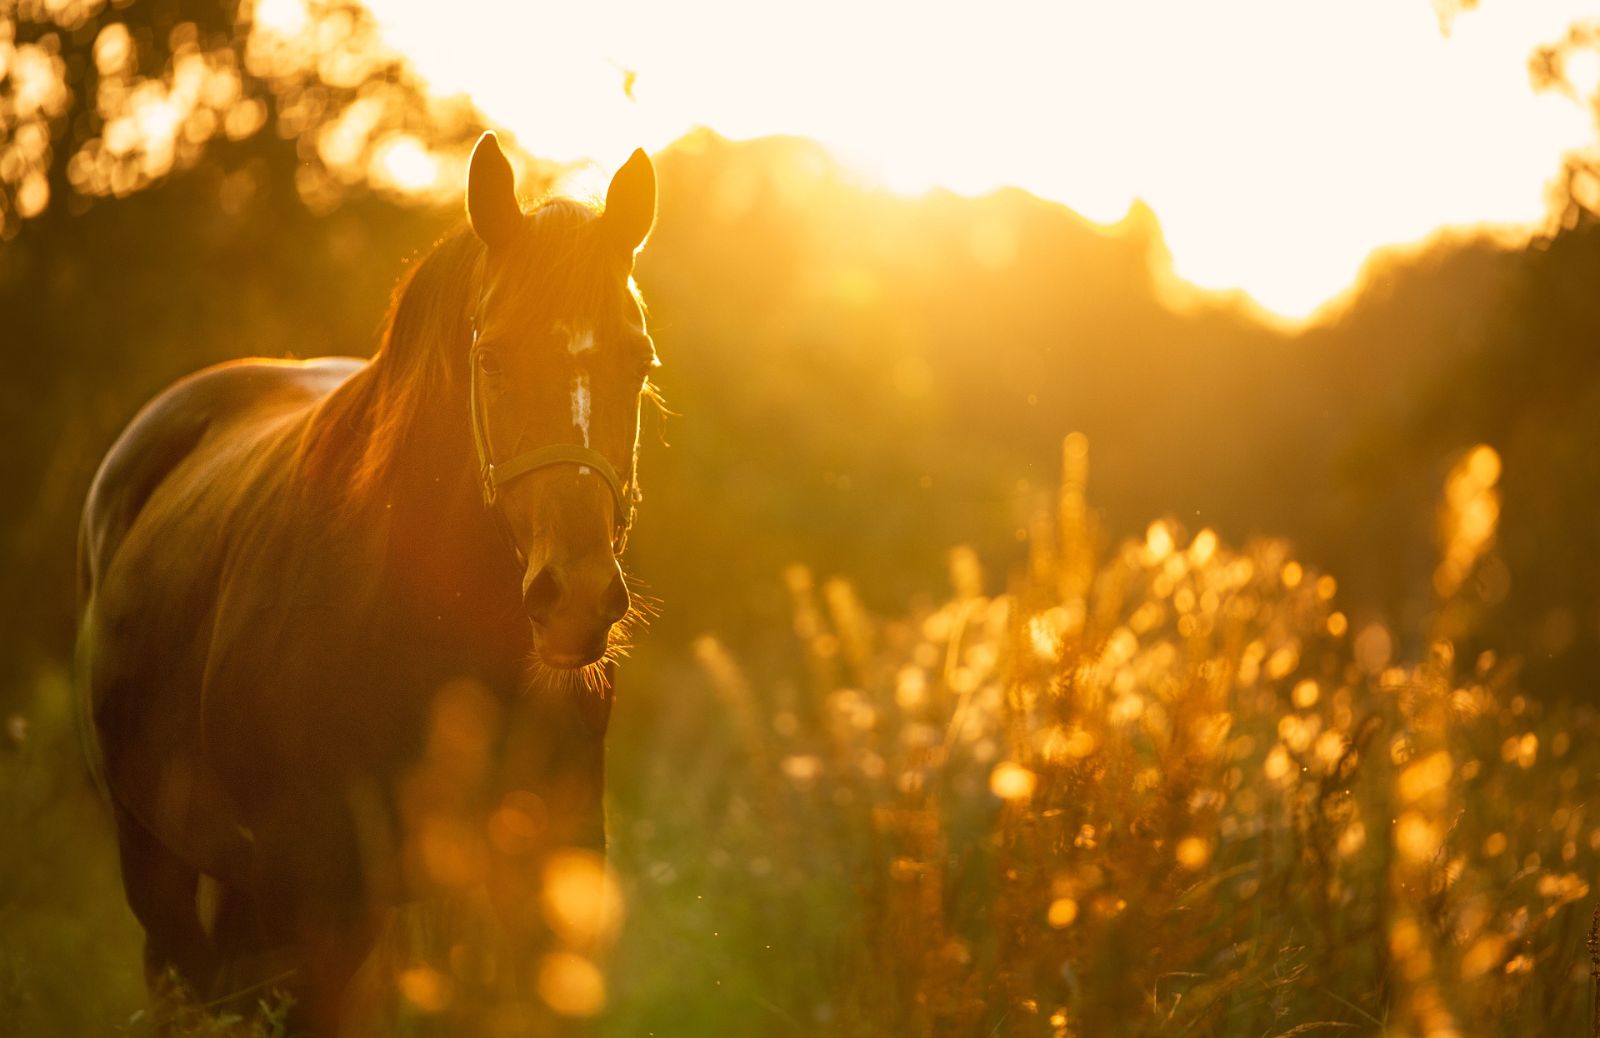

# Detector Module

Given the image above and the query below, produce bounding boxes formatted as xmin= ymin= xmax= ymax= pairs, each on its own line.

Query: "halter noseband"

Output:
xmin=467 ymin=311 xmax=632 ymax=557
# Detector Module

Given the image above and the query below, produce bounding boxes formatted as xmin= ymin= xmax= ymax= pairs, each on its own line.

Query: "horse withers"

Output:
xmin=75 ymin=132 xmax=659 ymax=1032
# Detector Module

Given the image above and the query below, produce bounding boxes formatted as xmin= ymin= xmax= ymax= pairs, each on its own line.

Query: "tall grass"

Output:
xmin=609 ymin=434 xmax=1599 ymax=1036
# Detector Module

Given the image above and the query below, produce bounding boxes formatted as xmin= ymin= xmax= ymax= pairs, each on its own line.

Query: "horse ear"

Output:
xmin=467 ymin=132 xmax=521 ymax=250
xmin=603 ymin=148 xmax=656 ymax=257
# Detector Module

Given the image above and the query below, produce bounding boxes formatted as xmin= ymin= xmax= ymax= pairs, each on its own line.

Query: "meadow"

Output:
xmin=8 ymin=433 xmax=1596 ymax=1036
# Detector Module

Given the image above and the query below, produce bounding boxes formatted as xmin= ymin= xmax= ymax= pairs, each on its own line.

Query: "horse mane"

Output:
xmin=300 ymin=197 xmax=609 ymax=504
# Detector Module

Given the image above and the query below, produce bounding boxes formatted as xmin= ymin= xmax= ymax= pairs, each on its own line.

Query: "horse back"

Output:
xmin=80 ymin=358 xmax=362 ymax=596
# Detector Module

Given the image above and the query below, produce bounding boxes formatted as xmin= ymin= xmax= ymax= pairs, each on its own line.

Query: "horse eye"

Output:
xmin=477 ymin=350 xmax=504 ymax=376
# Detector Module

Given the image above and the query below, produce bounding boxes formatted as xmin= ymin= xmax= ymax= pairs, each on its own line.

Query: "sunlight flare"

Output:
xmin=361 ymin=0 xmax=1598 ymax=323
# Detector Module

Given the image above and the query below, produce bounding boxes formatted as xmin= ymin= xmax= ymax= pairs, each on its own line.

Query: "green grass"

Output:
xmin=0 ymin=666 xmax=146 ymax=1033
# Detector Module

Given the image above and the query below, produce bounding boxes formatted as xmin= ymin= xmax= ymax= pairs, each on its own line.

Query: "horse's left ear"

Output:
xmin=603 ymin=149 xmax=656 ymax=257
xmin=467 ymin=131 xmax=522 ymax=251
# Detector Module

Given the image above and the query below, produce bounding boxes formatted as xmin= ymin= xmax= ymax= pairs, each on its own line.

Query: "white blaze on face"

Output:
xmin=571 ymin=371 xmax=592 ymax=449
xmin=567 ymin=323 xmax=596 ymax=356
xmin=559 ymin=321 xmax=597 ymax=454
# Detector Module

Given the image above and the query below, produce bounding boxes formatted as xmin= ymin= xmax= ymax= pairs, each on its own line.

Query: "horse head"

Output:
xmin=464 ymin=132 xmax=658 ymax=671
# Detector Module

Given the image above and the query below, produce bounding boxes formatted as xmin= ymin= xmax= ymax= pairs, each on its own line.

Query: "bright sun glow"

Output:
xmin=372 ymin=133 xmax=439 ymax=192
xmin=364 ymin=0 xmax=1597 ymax=324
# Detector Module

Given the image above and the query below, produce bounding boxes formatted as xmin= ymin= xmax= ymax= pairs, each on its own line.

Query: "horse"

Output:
xmin=74 ymin=132 xmax=659 ymax=1033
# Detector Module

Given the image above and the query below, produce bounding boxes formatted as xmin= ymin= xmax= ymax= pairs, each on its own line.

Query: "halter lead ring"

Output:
xmin=467 ymin=326 xmax=632 ymax=554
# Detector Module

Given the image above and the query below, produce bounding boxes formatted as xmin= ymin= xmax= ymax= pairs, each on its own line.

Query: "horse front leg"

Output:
xmin=478 ymin=691 xmax=611 ymax=1033
xmin=250 ymin=797 xmax=383 ymax=1037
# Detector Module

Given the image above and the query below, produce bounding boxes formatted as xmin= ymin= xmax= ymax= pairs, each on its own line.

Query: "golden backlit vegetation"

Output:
xmin=591 ymin=437 xmax=1600 ymax=1036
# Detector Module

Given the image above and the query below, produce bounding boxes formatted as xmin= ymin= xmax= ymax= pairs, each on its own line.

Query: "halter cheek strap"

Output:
xmin=468 ymin=325 xmax=632 ymax=554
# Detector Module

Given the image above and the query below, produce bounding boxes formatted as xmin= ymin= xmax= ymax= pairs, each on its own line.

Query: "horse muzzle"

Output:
xmin=522 ymin=556 xmax=630 ymax=668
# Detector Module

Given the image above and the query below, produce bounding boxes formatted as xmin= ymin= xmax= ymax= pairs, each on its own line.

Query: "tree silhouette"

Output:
xmin=0 ymin=0 xmax=484 ymax=236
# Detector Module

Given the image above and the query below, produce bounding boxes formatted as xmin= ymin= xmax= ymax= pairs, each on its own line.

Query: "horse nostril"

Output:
xmin=601 ymin=571 xmax=630 ymax=626
xmin=523 ymin=565 xmax=562 ymax=623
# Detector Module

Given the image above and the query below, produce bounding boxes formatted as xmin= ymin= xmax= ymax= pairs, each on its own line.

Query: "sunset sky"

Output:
xmin=358 ymin=0 xmax=1600 ymax=324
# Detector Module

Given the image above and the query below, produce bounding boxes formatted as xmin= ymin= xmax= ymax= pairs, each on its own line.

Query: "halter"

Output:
xmin=467 ymin=304 xmax=632 ymax=557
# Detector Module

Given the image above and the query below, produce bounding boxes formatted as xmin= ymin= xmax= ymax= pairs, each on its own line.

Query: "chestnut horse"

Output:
xmin=75 ymin=133 xmax=658 ymax=1032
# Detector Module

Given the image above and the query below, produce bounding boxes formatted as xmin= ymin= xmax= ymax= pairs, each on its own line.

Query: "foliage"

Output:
xmin=0 ymin=0 xmax=479 ymax=234
xmin=606 ymin=438 xmax=1600 ymax=1036
xmin=1531 ymin=17 xmax=1600 ymax=228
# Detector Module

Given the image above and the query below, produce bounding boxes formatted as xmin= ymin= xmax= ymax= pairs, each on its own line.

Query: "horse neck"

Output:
xmin=321 ymin=338 xmax=523 ymax=645
xmin=406 ymin=360 xmax=514 ymax=546
xmin=294 ymin=227 xmax=527 ymax=665
xmin=374 ymin=357 xmax=476 ymax=525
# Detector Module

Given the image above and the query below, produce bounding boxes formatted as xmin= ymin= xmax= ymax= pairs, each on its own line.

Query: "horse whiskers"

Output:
xmin=520 ymin=633 xmax=631 ymax=698
xmin=581 ymin=660 xmax=610 ymax=696
xmin=614 ymin=562 xmax=659 ymax=610
xmin=513 ymin=580 xmax=648 ymax=698
xmin=617 ymin=569 xmax=663 ymax=624
xmin=601 ymin=627 xmax=635 ymax=663
xmin=641 ymin=377 xmax=675 ymax=421
xmin=610 ymin=604 xmax=656 ymax=645
xmin=523 ymin=656 xmax=606 ymax=697
xmin=623 ymin=594 xmax=663 ymax=622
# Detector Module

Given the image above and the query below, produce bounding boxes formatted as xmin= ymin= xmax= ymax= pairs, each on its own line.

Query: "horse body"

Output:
xmin=76 ymin=135 xmax=655 ymax=1031
xmin=82 ymin=358 xmax=368 ymax=879
xmin=81 ymin=353 xmax=600 ymax=1001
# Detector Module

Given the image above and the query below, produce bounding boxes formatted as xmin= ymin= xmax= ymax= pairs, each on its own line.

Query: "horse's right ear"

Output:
xmin=467 ymin=132 xmax=521 ymax=251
